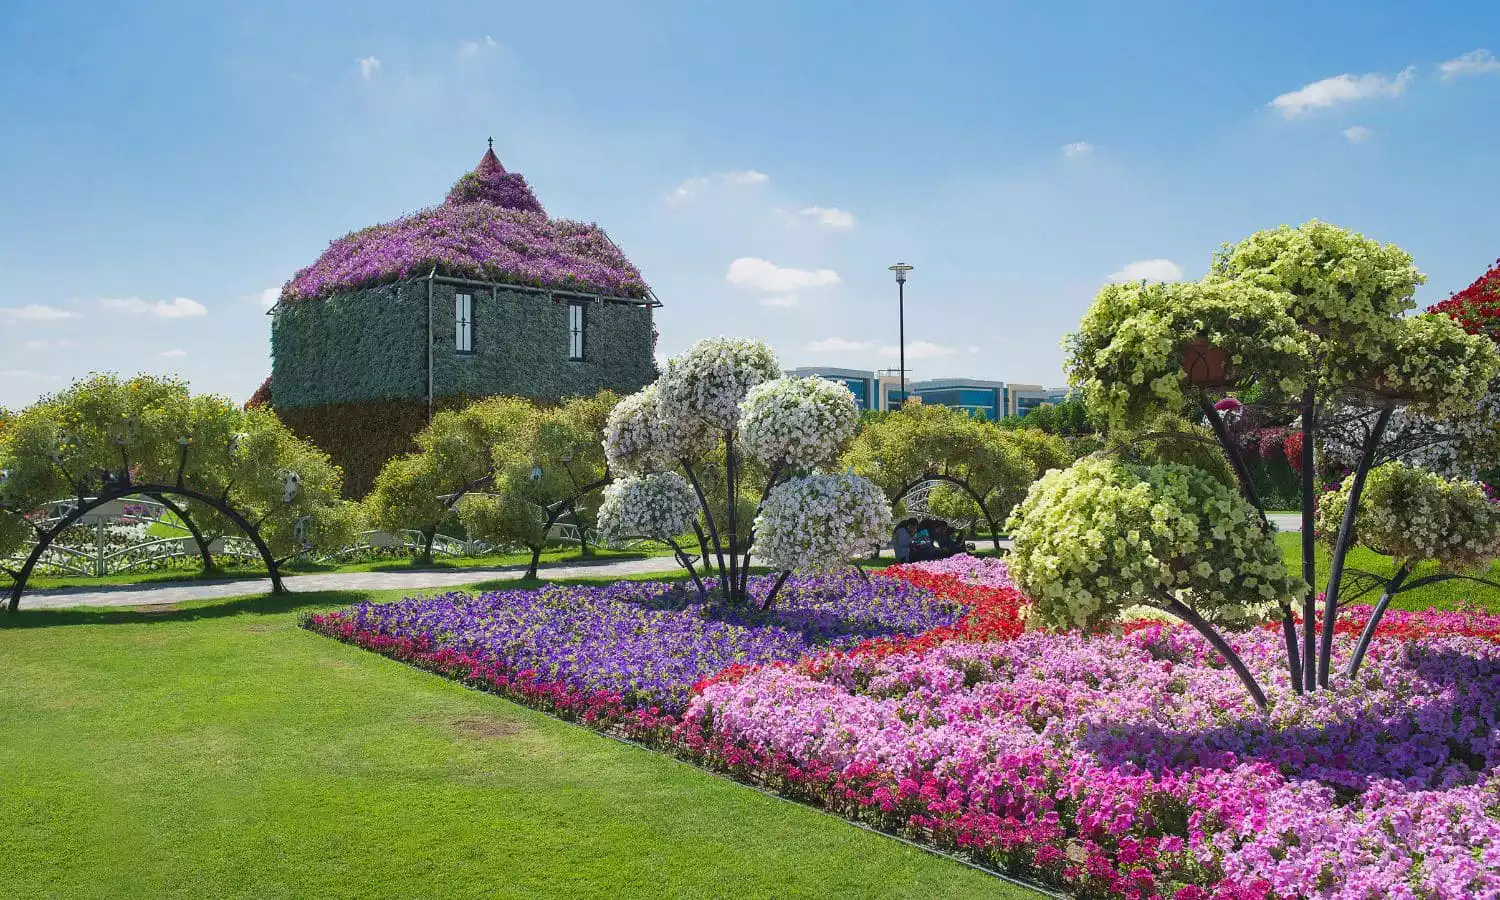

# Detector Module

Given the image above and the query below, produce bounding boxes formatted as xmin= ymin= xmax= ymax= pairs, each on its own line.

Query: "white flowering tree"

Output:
xmin=599 ymin=338 xmax=886 ymax=606
xmin=1052 ymin=221 xmax=1500 ymax=697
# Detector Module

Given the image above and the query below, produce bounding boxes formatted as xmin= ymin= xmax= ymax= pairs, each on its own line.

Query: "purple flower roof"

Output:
xmin=280 ymin=147 xmax=650 ymax=303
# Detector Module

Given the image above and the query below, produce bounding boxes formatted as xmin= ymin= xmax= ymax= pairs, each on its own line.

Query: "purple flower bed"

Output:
xmin=327 ymin=572 xmax=961 ymax=713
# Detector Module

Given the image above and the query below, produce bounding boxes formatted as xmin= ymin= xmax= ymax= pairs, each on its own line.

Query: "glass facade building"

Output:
xmin=792 ymin=367 xmax=1065 ymax=420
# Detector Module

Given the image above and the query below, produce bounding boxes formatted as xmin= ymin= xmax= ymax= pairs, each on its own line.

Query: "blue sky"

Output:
xmin=3 ymin=1 xmax=1499 ymax=409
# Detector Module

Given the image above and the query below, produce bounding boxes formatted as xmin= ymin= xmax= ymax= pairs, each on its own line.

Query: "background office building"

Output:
xmin=790 ymin=367 xmax=1067 ymax=420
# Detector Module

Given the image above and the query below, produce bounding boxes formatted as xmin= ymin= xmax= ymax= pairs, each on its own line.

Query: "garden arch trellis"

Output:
xmin=893 ymin=473 xmax=1004 ymax=552
xmin=5 ymin=482 xmax=287 ymax=614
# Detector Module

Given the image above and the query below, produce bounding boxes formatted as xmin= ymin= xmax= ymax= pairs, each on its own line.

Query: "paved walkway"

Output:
xmin=1268 ymin=512 xmax=1303 ymax=532
xmin=18 ymin=556 xmax=685 ymax=611
xmin=20 ymin=519 xmax=1302 ymax=612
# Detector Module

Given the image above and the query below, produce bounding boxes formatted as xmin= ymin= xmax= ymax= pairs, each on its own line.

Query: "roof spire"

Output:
xmin=476 ymin=139 xmax=505 ymax=176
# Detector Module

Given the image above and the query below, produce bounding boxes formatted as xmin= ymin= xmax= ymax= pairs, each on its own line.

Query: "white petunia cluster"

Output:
xmin=597 ymin=472 xmax=699 ymax=543
xmin=754 ymin=472 xmax=892 ymax=573
xmin=1322 ymin=379 xmax=1500 ymax=480
xmin=738 ymin=376 xmax=859 ymax=471
xmin=601 ymin=384 xmax=713 ymax=476
xmin=657 ymin=337 xmax=781 ymax=431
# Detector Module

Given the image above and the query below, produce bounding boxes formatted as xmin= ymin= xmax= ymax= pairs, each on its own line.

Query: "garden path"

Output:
xmin=18 ymin=556 xmax=685 ymax=611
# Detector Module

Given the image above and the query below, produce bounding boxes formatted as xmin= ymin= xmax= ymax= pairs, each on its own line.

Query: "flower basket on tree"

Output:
xmin=1050 ymin=221 xmax=1500 ymax=699
xmin=598 ymin=338 xmax=889 ymax=607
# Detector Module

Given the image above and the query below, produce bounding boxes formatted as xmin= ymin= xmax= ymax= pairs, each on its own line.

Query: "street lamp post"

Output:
xmin=888 ymin=263 xmax=914 ymax=410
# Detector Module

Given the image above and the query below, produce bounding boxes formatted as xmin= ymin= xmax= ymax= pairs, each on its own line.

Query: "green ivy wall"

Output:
xmin=269 ymin=278 xmax=657 ymax=495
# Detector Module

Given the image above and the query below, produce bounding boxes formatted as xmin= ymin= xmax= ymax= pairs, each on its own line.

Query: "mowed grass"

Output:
xmin=1275 ymin=531 xmax=1500 ymax=613
xmin=0 ymin=588 xmax=1033 ymax=900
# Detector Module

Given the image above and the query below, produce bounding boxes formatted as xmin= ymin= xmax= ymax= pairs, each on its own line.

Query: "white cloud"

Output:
xmin=358 ymin=56 xmax=382 ymax=79
xmin=22 ymin=339 xmax=81 ymax=350
xmin=256 ymin=287 xmax=280 ymax=309
xmin=1062 ymin=141 xmax=1095 ymax=157
xmin=759 ymin=295 xmax=800 ymax=308
xmin=667 ymin=170 xmax=769 ymax=202
xmin=1439 ymin=49 xmax=1500 ymax=80
xmin=797 ymin=206 xmax=856 ymax=229
xmin=806 ymin=337 xmax=875 ymax=353
xmin=0 ymin=370 xmax=62 ymax=382
xmin=1268 ymin=67 xmax=1414 ymax=118
xmin=1107 ymin=258 xmax=1184 ymax=283
xmin=726 ymin=257 xmax=840 ymax=293
xmin=880 ymin=340 xmax=957 ymax=360
xmin=966 ymin=345 xmax=981 ymax=354
xmin=1343 ymin=125 xmax=1372 ymax=143
xmin=1 ymin=304 xmax=79 ymax=321
xmin=159 ymin=349 xmax=187 ymax=358
xmin=100 ymin=297 xmax=207 ymax=318
xmin=460 ymin=35 xmax=498 ymax=56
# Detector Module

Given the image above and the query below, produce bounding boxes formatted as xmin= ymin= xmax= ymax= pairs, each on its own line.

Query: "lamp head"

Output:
xmin=888 ymin=263 xmax=914 ymax=284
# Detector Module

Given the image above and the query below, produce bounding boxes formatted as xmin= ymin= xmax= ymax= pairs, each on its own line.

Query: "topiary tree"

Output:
xmin=599 ymin=339 xmax=881 ymax=606
xmin=844 ymin=404 xmax=1037 ymax=549
xmin=364 ymin=395 xmax=592 ymax=564
xmin=1315 ymin=461 xmax=1500 ymax=675
xmin=457 ymin=393 xmax=615 ymax=578
xmin=1008 ymin=457 xmax=1302 ymax=710
xmin=1051 ymin=221 xmax=1500 ymax=696
xmin=0 ymin=375 xmax=350 ymax=611
xmin=596 ymin=472 xmax=703 ymax=591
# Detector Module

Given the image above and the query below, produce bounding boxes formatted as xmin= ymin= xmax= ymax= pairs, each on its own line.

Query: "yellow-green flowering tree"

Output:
xmin=1316 ymin=462 xmax=1500 ymax=675
xmin=0 ymin=375 xmax=351 ymax=611
xmin=1008 ymin=457 xmax=1302 ymax=710
xmin=1043 ymin=220 xmax=1500 ymax=695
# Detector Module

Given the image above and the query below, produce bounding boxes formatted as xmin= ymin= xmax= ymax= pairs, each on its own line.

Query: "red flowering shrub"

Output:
xmin=245 ymin=376 xmax=272 ymax=410
xmin=1430 ymin=257 xmax=1500 ymax=341
xmin=1282 ymin=431 xmax=1304 ymax=472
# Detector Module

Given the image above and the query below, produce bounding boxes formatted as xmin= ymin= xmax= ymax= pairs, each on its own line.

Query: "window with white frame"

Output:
xmin=567 ymin=303 xmax=585 ymax=360
xmin=455 ymin=293 xmax=473 ymax=353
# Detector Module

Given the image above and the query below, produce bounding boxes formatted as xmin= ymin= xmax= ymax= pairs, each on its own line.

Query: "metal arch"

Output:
xmin=6 ymin=483 xmax=288 ymax=614
xmin=892 ymin=473 xmax=1003 ymax=553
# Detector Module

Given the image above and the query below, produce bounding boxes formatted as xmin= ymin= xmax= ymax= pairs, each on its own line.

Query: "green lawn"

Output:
xmin=1275 ymin=531 xmax=1500 ymax=613
xmin=0 ymin=585 xmax=1033 ymax=900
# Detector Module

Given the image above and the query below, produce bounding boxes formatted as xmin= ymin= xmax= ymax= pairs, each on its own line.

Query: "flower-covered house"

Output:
xmin=266 ymin=143 xmax=660 ymax=494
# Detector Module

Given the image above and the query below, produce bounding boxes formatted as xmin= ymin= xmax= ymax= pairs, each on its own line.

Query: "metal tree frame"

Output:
xmin=2 ymin=440 xmax=292 ymax=614
xmin=1190 ymin=364 xmax=1479 ymax=695
xmin=893 ymin=473 xmax=1006 ymax=553
xmin=4 ymin=482 xmax=287 ymax=614
xmin=678 ymin=443 xmax=794 ymax=610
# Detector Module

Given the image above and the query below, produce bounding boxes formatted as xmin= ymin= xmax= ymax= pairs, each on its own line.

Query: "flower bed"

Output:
xmin=684 ymin=612 xmax=1500 ymax=899
xmin=307 ymin=571 xmax=961 ymax=714
xmin=308 ymin=555 xmax=1500 ymax=897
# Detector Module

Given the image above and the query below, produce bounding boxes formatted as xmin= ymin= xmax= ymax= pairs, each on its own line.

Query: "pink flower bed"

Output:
xmin=682 ymin=614 xmax=1500 ymax=898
